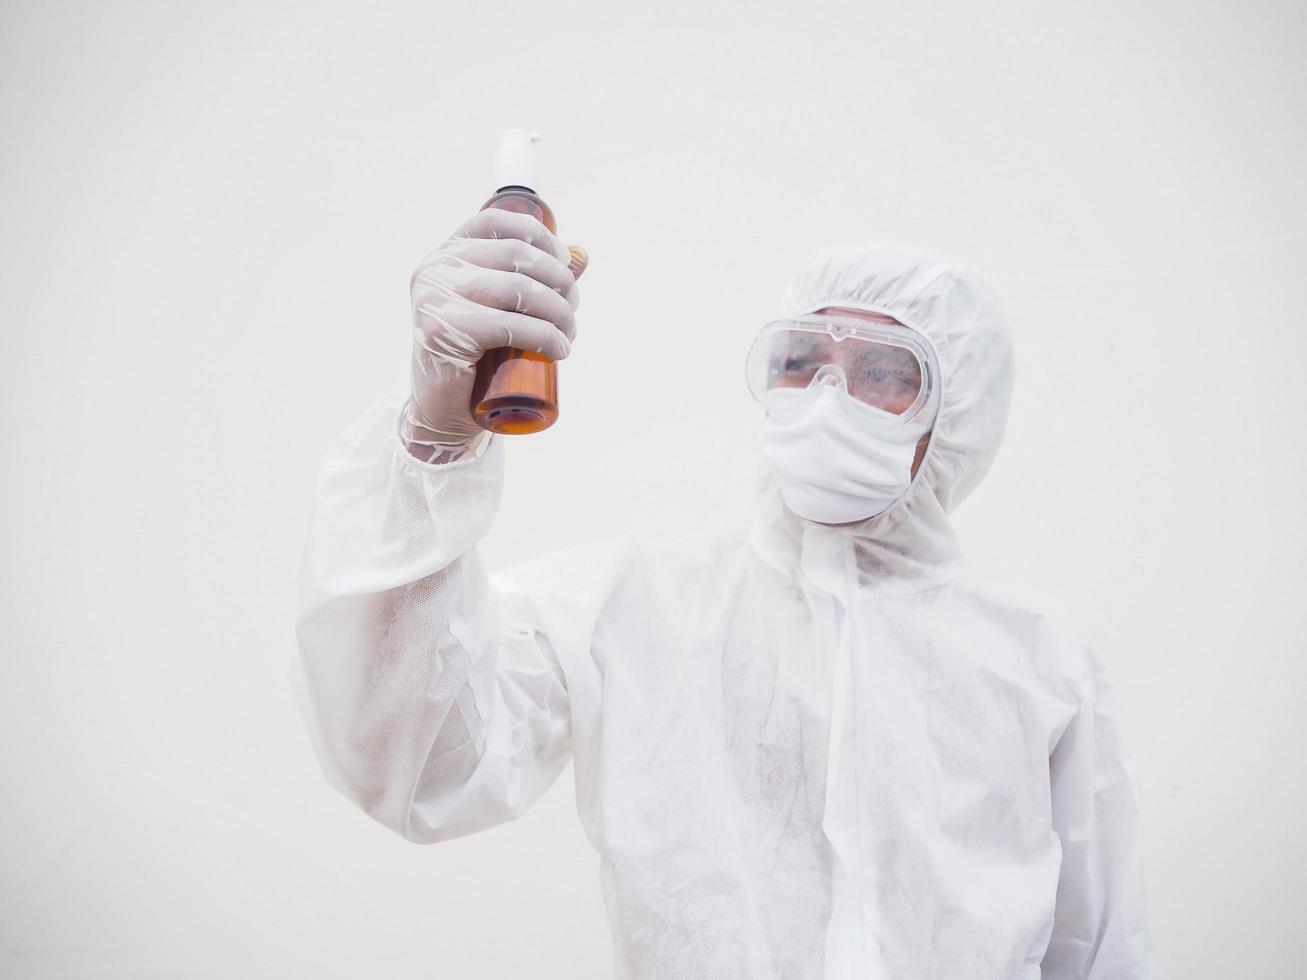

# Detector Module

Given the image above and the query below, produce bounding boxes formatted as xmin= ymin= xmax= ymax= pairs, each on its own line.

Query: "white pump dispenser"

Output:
xmin=495 ymin=128 xmax=542 ymax=191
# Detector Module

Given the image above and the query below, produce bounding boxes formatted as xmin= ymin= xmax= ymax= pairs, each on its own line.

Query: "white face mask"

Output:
xmin=759 ymin=384 xmax=932 ymax=525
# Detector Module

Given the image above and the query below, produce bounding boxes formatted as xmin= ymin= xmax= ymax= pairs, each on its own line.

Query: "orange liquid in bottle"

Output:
xmin=471 ymin=188 xmax=560 ymax=434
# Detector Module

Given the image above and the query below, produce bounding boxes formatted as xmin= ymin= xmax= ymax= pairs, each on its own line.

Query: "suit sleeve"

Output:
xmin=1041 ymin=645 xmax=1166 ymax=978
xmin=290 ymin=392 xmax=574 ymax=843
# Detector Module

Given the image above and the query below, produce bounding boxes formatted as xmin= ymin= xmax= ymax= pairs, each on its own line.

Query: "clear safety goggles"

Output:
xmin=745 ymin=314 xmax=939 ymax=424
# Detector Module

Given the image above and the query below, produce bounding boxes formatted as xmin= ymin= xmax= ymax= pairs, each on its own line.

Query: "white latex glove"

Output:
xmin=404 ymin=208 xmax=586 ymax=463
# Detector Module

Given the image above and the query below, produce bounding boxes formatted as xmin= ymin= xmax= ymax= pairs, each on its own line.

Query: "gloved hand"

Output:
xmin=404 ymin=208 xmax=587 ymax=463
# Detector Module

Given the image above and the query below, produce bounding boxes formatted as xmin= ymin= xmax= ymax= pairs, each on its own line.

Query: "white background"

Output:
xmin=3 ymin=1 xmax=1304 ymax=977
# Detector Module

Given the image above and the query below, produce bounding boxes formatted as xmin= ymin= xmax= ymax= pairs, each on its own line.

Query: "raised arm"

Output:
xmin=292 ymin=207 xmax=585 ymax=842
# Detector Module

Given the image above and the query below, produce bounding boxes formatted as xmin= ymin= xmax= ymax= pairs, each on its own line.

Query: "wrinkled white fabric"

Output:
xmin=759 ymin=382 xmax=934 ymax=524
xmin=292 ymin=241 xmax=1165 ymax=978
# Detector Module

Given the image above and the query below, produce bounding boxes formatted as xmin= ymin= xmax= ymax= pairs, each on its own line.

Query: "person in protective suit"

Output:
xmin=292 ymin=208 xmax=1166 ymax=978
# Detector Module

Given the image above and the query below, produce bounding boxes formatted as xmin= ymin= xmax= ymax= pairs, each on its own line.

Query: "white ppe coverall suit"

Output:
xmin=292 ymin=241 xmax=1165 ymax=978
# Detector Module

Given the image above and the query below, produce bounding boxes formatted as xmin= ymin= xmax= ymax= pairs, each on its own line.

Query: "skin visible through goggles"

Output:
xmin=767 ymin=332 xmax=923 ymax=415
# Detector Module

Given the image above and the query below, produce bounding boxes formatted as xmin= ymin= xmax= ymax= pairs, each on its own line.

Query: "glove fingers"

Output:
xmin=412 ymin=256 xmax=575 ymax=342
xmin=440 ymin=236 xmax=579 ymax=310
xmin=450 ymin=304 xmax=572 ymax=360
xmin=413 ymin=287 xmax=572 ymax=363
xmin=450 ymin=208 xmax=572 ymax=267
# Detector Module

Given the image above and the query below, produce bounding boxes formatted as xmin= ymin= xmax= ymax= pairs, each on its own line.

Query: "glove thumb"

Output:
xmin=567 ymin=245 xmax=590 ymax=280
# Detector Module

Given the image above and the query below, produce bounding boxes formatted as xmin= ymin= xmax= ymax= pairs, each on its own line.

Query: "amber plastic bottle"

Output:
xmin=470 ymin=183 xmax=561 ymax=434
